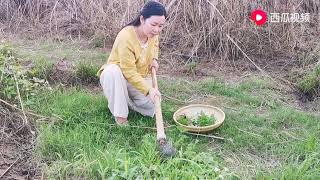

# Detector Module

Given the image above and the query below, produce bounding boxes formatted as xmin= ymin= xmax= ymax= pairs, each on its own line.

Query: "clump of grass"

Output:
xmin=185 ymin=61 xmax=198 ymax=75
xmin=297 ymin=64 xmax=320 ymax=100
xmin=75 ymin=62 xmax=100 ymax=85
xmin=91 ymin=35 xmax=105 ymax=48
xmin=27 ymin=57 xmax=54 ymax=80
xmin=0 ymin=43 xmax=13 ymax=57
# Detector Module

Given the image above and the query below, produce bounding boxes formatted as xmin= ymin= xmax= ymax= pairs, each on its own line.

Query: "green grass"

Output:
xmin=158 ymin=76 xmax=280 ymax=109
xmin=298 ymin=64 xmax=320 ymax=99
xmin=32 ymin=89 xmax=235 ymax=179
xmin=29 ymin=76 xmax=320 ymax=179
xmin=11 ymin=38 xmax=108 ymax=65
xmin=257 ymin=153 xmax=320 ymax=179
xmin=75 ymin=62 xmax=100 ymax=84
xmin=26 ymin=56 xmax=54 ymax=79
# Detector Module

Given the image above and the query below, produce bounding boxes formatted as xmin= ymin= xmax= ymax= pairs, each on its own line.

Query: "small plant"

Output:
xmin=194 ymin=111 xmax=216 ymax=126
xmin=185 ymin=61 xmax=197 ymax=75
xmin=177 ymin=111 xmax=216 ymax=127
xmin=177 ymin=114 xmax=189 ymax=126
xmin=91 ymin=36 xmax=105 ymax=48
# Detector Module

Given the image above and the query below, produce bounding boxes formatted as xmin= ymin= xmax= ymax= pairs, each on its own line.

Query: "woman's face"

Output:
xmin=140 ymin=15 xmax=166 ymax=38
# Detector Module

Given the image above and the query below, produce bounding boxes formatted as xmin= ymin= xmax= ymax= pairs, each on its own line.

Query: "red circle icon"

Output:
xmin=250 ymin=10 xmax=267 ymax=26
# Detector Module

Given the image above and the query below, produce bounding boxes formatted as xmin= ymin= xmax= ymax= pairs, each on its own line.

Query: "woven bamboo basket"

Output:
xmin=173 ymin=104 xmax=225 ymax=133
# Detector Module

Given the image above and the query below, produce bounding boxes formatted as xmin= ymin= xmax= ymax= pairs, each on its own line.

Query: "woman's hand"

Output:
xmin=148 ymin=87 xmax=161 ymax=103
xmin=150 ymin=59 xmax=159 ymax=72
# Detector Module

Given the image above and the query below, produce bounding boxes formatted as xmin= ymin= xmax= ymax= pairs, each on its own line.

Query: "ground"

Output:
xmin=1 ymin=33 xmax=320 ymax=179
xmin=0 ymin=106 xmax=42 ymax=179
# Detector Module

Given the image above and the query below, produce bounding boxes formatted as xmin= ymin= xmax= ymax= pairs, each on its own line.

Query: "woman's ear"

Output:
xmin=140 ymin=15 xmax=145 ymax=25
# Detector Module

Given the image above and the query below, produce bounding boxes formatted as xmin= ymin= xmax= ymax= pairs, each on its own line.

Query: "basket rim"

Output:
xmin=173 ymin=104 xmax=225 ymax=130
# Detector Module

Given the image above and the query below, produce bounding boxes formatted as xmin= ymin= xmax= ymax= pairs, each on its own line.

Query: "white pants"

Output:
xmin=99 ymin=64 xmax=155 ymax=118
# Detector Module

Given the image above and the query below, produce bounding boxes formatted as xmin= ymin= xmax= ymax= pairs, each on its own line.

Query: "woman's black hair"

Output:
xmin=127 ymin=1 xmax=167 ymax=27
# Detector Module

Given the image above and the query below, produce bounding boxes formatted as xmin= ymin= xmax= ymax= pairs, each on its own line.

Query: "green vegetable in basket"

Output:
xmin=195 ymin=111 xmax=216 ymax=126
xmin=177 ymin=115 xmax=189 ymax=126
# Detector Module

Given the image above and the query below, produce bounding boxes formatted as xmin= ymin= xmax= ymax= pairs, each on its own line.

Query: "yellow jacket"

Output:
xmin=97 ymin=26 xmax=159 ymax=95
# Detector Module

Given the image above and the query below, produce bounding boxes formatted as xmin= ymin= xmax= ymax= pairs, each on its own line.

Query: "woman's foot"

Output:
xmin=115 ymin=117 xmax=128 ymax=125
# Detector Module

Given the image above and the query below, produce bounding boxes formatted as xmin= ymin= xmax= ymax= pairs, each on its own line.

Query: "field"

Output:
xmin=1 ymin=0 xmax=320 ymax=179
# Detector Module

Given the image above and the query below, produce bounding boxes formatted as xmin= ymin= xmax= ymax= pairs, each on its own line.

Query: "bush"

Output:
xmin=0 ymin=43 xmax=50 ymax=103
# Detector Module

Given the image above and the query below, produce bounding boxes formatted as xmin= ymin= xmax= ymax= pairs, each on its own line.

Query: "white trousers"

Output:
xmin=99 ymin=64 xmax=155 ymax=118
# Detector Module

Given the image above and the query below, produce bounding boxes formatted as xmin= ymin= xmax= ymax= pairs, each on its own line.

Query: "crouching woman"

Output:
xmin=97 ymin=1 xmax=167 ymax=125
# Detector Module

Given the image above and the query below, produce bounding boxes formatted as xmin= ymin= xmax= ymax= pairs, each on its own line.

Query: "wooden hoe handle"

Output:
xmin=151 ymin=67 xmax=166 ymax=140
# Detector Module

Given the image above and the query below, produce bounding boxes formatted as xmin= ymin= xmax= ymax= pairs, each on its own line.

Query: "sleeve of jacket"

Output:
xmin=117 ymin=35 xmax=151 ymax=95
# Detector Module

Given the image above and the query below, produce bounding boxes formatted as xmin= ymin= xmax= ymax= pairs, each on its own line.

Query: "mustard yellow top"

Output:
xmin=97 ymin=26 xmax=159 ymax=95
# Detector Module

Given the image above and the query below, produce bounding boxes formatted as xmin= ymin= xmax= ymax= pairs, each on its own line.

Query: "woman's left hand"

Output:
xmin=150 ymin=59 xmax=159 ymax=72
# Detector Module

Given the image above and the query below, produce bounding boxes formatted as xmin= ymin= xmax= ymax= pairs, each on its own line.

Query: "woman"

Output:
xmin=97 ymin=1 xmax=167 ymax=125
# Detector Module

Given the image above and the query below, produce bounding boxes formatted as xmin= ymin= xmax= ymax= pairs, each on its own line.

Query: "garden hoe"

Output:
xmin=151 ymin=67 xmax=176 ymax=158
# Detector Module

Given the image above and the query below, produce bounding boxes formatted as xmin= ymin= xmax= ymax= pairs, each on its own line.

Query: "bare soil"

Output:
xmin=0 ymin=105 xmax=42 ymax=180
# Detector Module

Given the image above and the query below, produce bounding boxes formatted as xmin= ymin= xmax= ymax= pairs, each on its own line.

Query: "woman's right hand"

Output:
xmin=148 ymin=88 xmax=161 ymax=103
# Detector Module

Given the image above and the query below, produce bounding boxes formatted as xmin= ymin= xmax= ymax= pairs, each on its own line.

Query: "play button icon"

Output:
xmin=256 ymin=14 xmax=262 ymax=21
xmin=250 ymin=10 xmax=267 ymax=26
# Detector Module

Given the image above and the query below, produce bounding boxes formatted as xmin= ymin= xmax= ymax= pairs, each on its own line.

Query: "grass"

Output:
xmin=158 ymin=76 xmax=280 ymax=109
xmin=10 ymin=37 xmax=108 ymax=65
xmin=298 ymin=64 xmax=320 ymax=99
xmin=26 ymin=56 xmax=54 ymax=79
xmin=28 ymin=75 xmax=320 ymax=179
xmin=257 ymin=153 xmax=320 ymax=179
xmin=32 ymin=89 xmax=235 ymax=179
xmin=75 ymin=61 xmax=100 ymax=85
